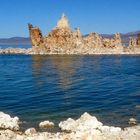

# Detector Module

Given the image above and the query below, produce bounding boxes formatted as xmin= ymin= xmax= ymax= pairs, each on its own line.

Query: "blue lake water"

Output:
xmin=0 ymin=54 xmax=140 ymax=130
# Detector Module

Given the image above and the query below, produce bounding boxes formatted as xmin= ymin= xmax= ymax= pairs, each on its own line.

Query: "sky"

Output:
xmin=0 ymin=0 xmax=140 ymax=38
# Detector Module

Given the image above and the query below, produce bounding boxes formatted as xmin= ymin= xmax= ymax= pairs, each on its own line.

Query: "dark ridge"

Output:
xmin=0 ymin=37 xmax=31 ymax=45
xmin=0 ymin=31 xmax=140 ymax=45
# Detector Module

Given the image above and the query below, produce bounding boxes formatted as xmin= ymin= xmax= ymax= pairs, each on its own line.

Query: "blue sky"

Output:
xmin=0 ymin=0 xmax=140 ymax=38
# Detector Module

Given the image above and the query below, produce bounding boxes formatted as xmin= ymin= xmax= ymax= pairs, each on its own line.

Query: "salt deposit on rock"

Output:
xmin=59 ymin=112 xmax=103 ymax=132
xmin=136 ymin=105 xmax=140 ymax=109
xmin=128 ymin=118 xmax=137 ymax=125
xmin=0 ymin=112 xmax=20 ymax=131
xmin=39 ymin=121 xmax=54 ymax=128
xmin=25 ymin=128 xmax=37 ymax=136
xmin=0 ymin=112 xmax=140 ymax=140
xmin=99 ymin=125 xmax=121 ymax=134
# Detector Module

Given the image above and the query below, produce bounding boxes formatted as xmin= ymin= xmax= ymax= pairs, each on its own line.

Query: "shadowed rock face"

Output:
xmin=28 ymin=24 xmax=44 ymax=48
xmin=137 ymin=33 xmax=140 ymax=46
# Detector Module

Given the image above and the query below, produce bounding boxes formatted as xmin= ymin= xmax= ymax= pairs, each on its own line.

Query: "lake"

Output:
xmin=0 ymin=54 xmax=140 ymax=130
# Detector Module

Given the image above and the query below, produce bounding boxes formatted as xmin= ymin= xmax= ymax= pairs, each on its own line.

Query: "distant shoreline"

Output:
xmin=0 ymin=47 xmax=140 ymax=55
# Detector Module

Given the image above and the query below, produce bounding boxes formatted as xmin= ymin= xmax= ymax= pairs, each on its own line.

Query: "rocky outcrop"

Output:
xmin=24 ymin=128 xmax=37 ymax=136
xmin=56 ymin=13 xmax=71 ymax=29
xmin=59 ymin=112 xmax=103 ymax=132
xmin=39 ymin=121 xmax=54 ymax=129
xmin=137 ymin=33 xmax=140 ymax=46
xmin=0 ymin=112 xmax=140 ymax=140
xmin=0 ymin=14 xmax=140 ymax=55
xmin=0 ymin=112 xmax=20 ymax=131
xmin=28 ymin=14 xmax=128 ymax=54
xmin=28 ymin=24 xmax=44 ymax=49
xmin=126 ymin=33 xmax=140 ymax=53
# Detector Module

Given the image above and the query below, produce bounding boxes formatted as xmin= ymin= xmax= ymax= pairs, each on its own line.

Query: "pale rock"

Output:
xmin=0 ymin=112 xmax=20 ymax=131
xmin=59 ymin=112 xmax=103 ymax=132
xmin=56 ymin=13 xmax=70 ymax=29
xmin=128 ymin=118 xmax=137 ymax=125
xmin=25 ymin=128 xmax=37 ymax=136
xmin=39 ymin=121 xmax=54 ymax=128
xmin=59 ymin=118 xmax=77 ymax=132
xmin=135 ymin=105 xmax=140 ymax=109
xmin=0 ymin=112 xmax=140 ymax=140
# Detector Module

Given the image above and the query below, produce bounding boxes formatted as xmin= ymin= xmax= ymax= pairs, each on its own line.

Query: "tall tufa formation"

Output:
xmin=73 ymin=28 xmax=81 ymax=38
xmin=137 ymin=33 xmax=140 ymax=47
xmin=56 ymin=13 xmax=70 ymax=29
xmin=129 ymin=37 xmax=137 ymax=48
xmin=128 ymin=32 xmax=140 ymax=50
xmin=28 ymin=24 xmax=44 ymax=48
xmin=28 ymin=14 xmax=140 ymax=54
xmin=114 ymin=33 xmax=122 ymax=46
xmin=44 ymin=14 xmax=75 ymax=53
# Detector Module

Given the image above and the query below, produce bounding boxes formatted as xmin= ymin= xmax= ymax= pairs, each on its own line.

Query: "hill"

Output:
xmin=0 ymin=31 xmax=140 ymax=45
xmin=0 ymin=37 xmax=30 ymax=45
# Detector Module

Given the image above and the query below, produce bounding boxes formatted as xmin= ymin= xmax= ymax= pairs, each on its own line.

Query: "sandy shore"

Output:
xmin=0 ymin=112 xmax=140 ymax=140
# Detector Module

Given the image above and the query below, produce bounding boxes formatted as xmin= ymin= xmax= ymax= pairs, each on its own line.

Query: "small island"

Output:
xmin=0 ymin=14 xmax=140 ymax=55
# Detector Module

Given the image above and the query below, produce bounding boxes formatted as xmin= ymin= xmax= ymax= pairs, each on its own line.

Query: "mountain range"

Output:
xmin=0 ymin=31 xmax=139 ymax=46
xmin=0 ymin=37 xmax=30 ymax=45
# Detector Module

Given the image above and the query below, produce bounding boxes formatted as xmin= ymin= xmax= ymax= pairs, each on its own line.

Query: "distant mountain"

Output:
xmin=0 ymin=37 xmax=30 ymax=44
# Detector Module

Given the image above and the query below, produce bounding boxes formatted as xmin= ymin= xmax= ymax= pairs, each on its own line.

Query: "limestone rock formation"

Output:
xmin=129 ymin=37 xmax=137 ymax=48
xmin=28 ymin=24 xmax=44 ymax=49
xmin=73 ymin=27 xmax=81 ymax=38
xmin=59 ymin=112 xmax=103 ymax=132
xmin=0 ymin=14 xmax=140 ymax=54
xmin=128 ymin=118 xmax=137 ymax=125
xmin=126 ymin=33 xmax=140 ymax=53
xmin=137 ymin=33 xmax=140 ymax=47
xmin=56 ymin=13 xmax=71 ymax=29
xmin=0 ymin=112 xmax=140 ymax=140
xmin=28 ymin=14 xmax=126 ymax=54
xmin=25 ymin=128 xmax=37 ymax=136
xmin=39 ymin=121 xmax=54 ymax=128
xmin=0 ymin=112 xmax=20 ymax=131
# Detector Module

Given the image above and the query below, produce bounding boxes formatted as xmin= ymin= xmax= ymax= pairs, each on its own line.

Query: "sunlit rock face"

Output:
xmin=0 ymin=112 xmax=20 ymax=131
xmin=126 ymin=33 xmax=140 ymax=53
xmin=27 ymin=14 xmax=126 ymax=54
xmin=23 ymin=14 xmax=139 ymax=54
xmin=56 ymin=13 xmax=71 ymax=29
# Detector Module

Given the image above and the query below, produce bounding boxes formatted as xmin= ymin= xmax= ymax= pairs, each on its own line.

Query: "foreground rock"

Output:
xmin=25 ymin=128 xmax=37 ymax=136
xmin=59 ymin=112 xmax=103 ymax=132
xmin=0 ymin=112 xmax=20 ymax=131
xmin=128 ymin=118 xmax=137 ymax=125
xmin=0 ymin=112 xmax=140 ymax=140
xmin=39 ymin=121 xmax=54 ymax=129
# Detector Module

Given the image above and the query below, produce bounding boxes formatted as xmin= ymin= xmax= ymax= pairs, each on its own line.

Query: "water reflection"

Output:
xmin=31 ymin=55 xmax=80 ymax=91
xmin=1 ymin=55 xmax=140 ymax=129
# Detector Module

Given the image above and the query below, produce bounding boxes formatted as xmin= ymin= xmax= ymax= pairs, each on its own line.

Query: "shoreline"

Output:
xmin=0 ymin=48 xmax=140 ymax=55
xmin=0 ymin=112 xmax=140 ymax=140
